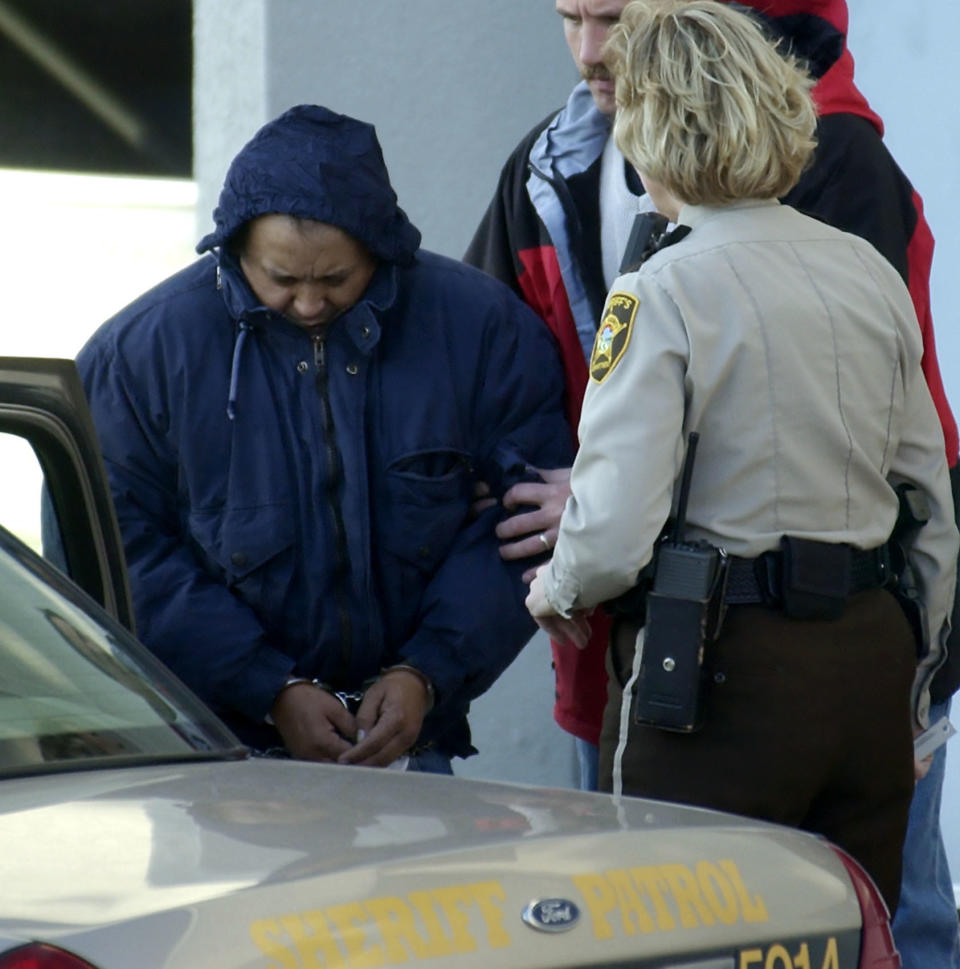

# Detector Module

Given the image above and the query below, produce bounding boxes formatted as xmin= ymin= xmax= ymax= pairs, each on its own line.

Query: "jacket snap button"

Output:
xmin=231 ymin=551 xmax=248 ymax=567
xmin=297 ymin=361 xmax=309 ymax=373
xmin=346 ymin=363 xmax=359 ymax=375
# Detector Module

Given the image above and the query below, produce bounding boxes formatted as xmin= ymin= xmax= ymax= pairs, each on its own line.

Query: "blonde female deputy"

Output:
xmin=525 ymin=0 xmax=957 ymax=912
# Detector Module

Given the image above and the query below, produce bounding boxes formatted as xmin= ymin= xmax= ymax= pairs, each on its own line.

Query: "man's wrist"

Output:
xmin=265 ymin=676 xmax=325 ymax=725
xmin=381 ymin=664 xmax=435 ymax=711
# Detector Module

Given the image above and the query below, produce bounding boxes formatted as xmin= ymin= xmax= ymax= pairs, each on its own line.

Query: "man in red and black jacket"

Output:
xmin=465 ymin=1 xmax=959 ymax=962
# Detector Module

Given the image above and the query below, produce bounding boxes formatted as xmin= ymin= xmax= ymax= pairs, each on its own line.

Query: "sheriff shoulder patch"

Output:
xmin=590 ymin=292 xmax=639 ymax=383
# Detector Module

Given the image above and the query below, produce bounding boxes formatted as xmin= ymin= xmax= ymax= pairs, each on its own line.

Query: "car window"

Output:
xmin=0 ymin=431 xmax=44 ymax=554
xmin=0 ymin=529 xmax=242 ymax=777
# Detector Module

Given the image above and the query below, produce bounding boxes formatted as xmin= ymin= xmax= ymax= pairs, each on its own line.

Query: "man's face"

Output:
xmin=239 ymin=215 xmax=377 ymax=330
xmin=556 ymin=0 xmax=628 ymax=115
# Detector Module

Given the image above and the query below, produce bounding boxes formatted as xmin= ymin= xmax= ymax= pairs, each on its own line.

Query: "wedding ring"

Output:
xmin=537 ymin=532 xmax=551 ymax=550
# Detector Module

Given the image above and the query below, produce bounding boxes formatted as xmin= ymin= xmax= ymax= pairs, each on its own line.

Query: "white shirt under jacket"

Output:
xmin=543 ymin=198 xmax=958 ymax=725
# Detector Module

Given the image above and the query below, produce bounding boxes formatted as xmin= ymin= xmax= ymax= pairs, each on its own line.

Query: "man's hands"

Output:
xmin=271 ymin=670 xmax=431 ymax=768
xmin=270 ymin=682 xmax=357 ymax=762
xmin=494 ymin=467 xmax=572 ymax=582
xmin=339 ymin=669 xmax=430 ymax=768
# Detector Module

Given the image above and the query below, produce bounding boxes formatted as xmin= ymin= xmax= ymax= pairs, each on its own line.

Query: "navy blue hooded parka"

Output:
xmin=77 ymin=106 xmax=571 ymax=757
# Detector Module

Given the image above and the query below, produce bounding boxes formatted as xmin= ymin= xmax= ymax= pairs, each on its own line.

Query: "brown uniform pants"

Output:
xmin=599 ymin=588 xmax=916 ymax=913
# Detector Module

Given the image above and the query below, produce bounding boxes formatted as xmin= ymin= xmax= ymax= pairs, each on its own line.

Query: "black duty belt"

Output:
xmin=724 ymin=541 xmax=893 ymax=608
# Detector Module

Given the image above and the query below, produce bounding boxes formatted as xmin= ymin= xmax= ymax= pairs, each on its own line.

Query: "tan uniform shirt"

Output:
xmin=544 ymin=199 xmax=958 ymax=724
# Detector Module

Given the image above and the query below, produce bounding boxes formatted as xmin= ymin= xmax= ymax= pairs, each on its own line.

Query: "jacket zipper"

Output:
xmin=313 ymin=333 xmax=354 ymax=682
xmin=528 ymin=160 xmax=608 ymax=324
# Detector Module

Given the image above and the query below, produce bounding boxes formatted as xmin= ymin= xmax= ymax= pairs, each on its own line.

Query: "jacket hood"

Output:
xmin=733 ymin=0 xmax=883 ymax=134
xmin=196 ymin=104 xmax=422 ymax=263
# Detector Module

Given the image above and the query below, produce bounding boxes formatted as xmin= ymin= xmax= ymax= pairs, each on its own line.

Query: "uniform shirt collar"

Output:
xmin=677 ymin=197 xmax=781 ymax=229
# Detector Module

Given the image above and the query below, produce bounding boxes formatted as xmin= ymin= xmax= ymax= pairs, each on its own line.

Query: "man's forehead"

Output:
xmin=555 ymin=0 xmax=628 ymax=17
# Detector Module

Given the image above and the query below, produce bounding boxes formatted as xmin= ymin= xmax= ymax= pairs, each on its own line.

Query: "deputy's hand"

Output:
xmin=271 ymin=682 xmax=357 ymax=762
xmin=496 ymin=467 xmax=572 ymax=580
xmin=338 ymin=669 xmax=430 ymax=768
xmin=526 ymin=567 xmax=592 ymax=650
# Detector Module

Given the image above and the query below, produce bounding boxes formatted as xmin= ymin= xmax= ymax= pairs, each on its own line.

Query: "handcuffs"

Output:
xmin=268 ymin=664 xmax=435 ymax=724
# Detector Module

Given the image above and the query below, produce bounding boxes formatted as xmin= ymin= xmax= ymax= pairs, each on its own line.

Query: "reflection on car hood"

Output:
xmin=0 ymin=759 xmax=860 ymax=969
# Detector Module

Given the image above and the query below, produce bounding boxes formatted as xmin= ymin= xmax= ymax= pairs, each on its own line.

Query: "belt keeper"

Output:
xmin=753 ymin=552 xmax=782 ymax=606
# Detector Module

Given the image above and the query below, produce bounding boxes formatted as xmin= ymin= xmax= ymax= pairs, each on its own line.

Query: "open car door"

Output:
xmin=0 ymin=356 xmax=135 ymax=632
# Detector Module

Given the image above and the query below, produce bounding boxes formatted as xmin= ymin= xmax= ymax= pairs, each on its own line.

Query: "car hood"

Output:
xmin=0 ymin=759 xmax=861 ymax=968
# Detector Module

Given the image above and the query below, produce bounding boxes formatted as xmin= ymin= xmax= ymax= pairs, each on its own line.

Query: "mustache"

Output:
xmin=581 ymin=65 xmax=612 ymax=82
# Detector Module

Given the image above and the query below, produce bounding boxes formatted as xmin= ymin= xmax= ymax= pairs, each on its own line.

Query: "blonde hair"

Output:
xmin=605 ymin=0 xmax=818 ymax=205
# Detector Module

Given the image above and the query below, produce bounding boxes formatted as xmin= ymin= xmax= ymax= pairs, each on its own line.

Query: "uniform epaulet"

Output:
xmin=619 ymin=215 xmax=691 ymax=274
xmin=656 ymin=224 xmax=692 ymax=252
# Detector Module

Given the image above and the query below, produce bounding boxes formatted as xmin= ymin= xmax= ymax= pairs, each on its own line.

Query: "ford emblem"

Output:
xmin=521 ymin=898 xmax=581 ymax=933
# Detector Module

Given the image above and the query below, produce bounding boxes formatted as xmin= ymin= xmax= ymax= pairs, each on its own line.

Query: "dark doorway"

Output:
xmin=0 ymin=0 xmax=192 ymax=176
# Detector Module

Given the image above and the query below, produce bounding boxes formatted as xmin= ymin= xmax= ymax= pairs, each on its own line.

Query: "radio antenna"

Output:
xmin=672 ymin=432 xmax=699 ymax=543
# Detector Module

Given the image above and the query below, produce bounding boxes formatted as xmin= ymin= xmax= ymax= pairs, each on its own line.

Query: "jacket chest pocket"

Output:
xmin=379 ymin=449 xmax=473 ymax=576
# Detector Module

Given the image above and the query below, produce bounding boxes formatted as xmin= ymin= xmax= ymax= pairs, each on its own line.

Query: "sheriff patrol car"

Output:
xmin=0 ymin=359 xmax=899 ymax=969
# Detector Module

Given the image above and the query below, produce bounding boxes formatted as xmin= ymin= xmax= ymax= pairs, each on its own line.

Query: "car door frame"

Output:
xmin=0 ymin=356 xmax=135 ymax=632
